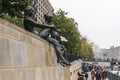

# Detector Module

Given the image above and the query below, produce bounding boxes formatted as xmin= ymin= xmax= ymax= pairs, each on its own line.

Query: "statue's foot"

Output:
xmin=57 ymin=60 xmax=71 ymax=66
xmin=62 ymin=61 xmax=71 ymax=66
xmin=60 ymin=60 xmax=71 ymax=66
xmin=60 ymin=62 xmax=66 ymax=66
xmin=60 ymin=62 xmax=71 ymax=67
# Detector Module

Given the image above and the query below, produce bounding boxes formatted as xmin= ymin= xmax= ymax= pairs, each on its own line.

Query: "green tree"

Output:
xmin=52 ymin=9 xmax=94 ymax=59
xmin=0 ymin=0 xmax=31 ymax=28
xmin=0 ymin=0 xmax=29 ymax=17
xmin=0 ymin=0 xmax=2 ymax=14
xmin=52 ymin=9 xmax=82 ymax=55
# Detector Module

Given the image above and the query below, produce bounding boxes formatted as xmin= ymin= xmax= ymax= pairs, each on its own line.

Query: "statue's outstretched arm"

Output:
xmin=27 ymin=18 xmax=55 ymax=29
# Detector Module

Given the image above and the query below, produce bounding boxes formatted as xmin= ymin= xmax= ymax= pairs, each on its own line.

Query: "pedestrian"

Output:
xmin=95 ymin=70 xmax=102 ymax=80
xmin=85 ymin=66 xmax=90 ymax=72
xmin=85 ymin=72 xmax=88 ymax=80
xmin=101 ymin=70 xmax=105 ymax=80
xmin=104 ymin=70 xmax=107 ymax=80
xmin=78 ymin=77 xmax=84 ymax=80
xmin=101 ymin=70 xmax=107 ymax=80
xmin=77 ymin=71 xmax=84 ymax=80
xmin=91 ymin=69 xmax=95 ymax=80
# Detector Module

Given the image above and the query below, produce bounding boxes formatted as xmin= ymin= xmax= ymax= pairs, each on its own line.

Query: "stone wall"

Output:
xmin=0 ymin=19 xmax=64 ymax=80
xmin=64 ymin=60 xmax=82 ymax=80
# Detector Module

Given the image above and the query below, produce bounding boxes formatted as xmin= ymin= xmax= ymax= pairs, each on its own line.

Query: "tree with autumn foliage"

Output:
xmin=80 ymin=37 xmax=94 ymax=60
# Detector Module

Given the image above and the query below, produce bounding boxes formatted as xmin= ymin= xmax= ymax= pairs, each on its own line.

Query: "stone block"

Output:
xmin=2 ymin=69 xmax=17 ymax=80
xmin=0 ymin=69 xmax=3 ymax=80
xmin=22 ymin=68 xmax=35 ymax=80
xmin=49 ymin=44 xmax=57 ymax=65
xmin=10 ymin=40 xmax=27 ymax=67
xmin=42 ymin=68 xmax=49 ymax=80
xmin=64 ymin=67 xmax=70 ymax=76
xmin=0 ymin=37 xmax=12 ymax=67
xmin=53 ymin=65 xmax=64 ymax=80
xmin=27 ymin=44 xmax=47 ymax=67
xmin=34 ymin=68 xmax=43 ymax=80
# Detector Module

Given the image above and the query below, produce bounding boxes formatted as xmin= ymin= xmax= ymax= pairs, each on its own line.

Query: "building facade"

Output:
xmin=107 ymin=46 xmax=120 ymax=61
xmin=93 ymin=45 xmax=120 ymax=61
xmin=32 ymin=0 xmax=54 ymax=24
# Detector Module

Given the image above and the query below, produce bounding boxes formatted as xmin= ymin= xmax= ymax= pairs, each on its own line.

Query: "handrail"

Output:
xmin=107 ymin=71 xmax=120 ymax=80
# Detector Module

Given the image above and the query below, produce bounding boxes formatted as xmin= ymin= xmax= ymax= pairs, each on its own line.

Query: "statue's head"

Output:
xmin=24 ymin=6 xmax=36 ymax=16
xmin=44 ymin=13 xmax=53 ymax=24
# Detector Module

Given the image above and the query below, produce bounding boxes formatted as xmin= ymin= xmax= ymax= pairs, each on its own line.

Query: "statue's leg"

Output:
xmin=55 ymin=46 xmax=70 ymax=65
xmin=47 ymin=37 xmax=70 ymax=65
xmin=61 ymin=45 xmax=67 ymax=60
xmin=31 ymin=30 xmax=39 ymax=35
xmin=46 ymin=37 xmax=60 ymax=46
xmin=39 ymin=29 xmax=51 ymax=38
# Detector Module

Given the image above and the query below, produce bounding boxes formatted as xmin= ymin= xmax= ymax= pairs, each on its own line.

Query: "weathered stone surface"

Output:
xmin=0 ymin=19 xmax=64 ymax=80
xmin=0 ymin=65 xmax=65 ymax=80
xmin=0 ymin=19 xmax=57 ymax=67
xmin=35 ymin=68 xmax=43 ymax=80
xmin=0 ymin=69 xmax=3 ymax=80
xmin=64 ymin=60 xmax=82 ymax=80
xmin=0 ymin=37 xmax=12 ymax=67
xmin=10 ymin=40 xmax=27 ymax=67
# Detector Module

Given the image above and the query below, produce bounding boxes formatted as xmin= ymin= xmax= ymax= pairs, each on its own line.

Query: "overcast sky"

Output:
xmin=49 ymin=0 xmax=120 ymax=49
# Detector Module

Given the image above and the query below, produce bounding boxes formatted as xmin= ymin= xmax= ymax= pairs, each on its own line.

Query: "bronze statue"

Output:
xmin=24 ymin=6 xmax=54 ymax=36
xmin=24 ymin=6 xmax=70 ymax=66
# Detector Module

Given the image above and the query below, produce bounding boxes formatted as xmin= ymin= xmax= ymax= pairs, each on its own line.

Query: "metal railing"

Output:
xmin=107 ymin=71 xmax=120 ymax=80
